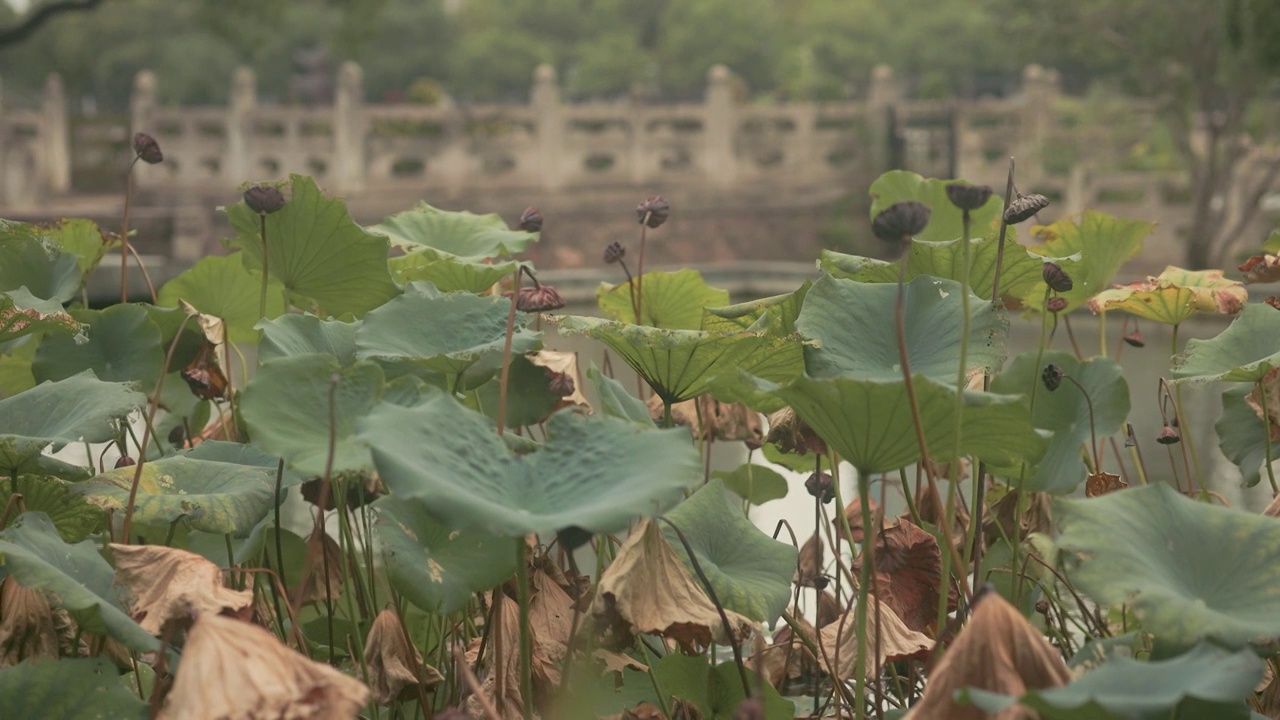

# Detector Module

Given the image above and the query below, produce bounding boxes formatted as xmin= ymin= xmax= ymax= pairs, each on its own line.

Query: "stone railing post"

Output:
xmin=865 ymin=65 xmax=900 ymax=174
xmin=531 ymin=64 xmax=564 ymax=190
xmin=704 ymin=64 xmax=737 ymax=187
xmin=1017 ymin=64 xmax=1060 ymax=185
xmin=130 ymin=70 xmax=158 ymax=187
xmin=627 ymin=86 xmax=649 ymax=184
xmin=226 ymin=67 xmax=255 ymax=185
xmin=332 ymin=61 xmax=366 ymax=194
xmin=41 ymin=74 xmax=70 ymax=194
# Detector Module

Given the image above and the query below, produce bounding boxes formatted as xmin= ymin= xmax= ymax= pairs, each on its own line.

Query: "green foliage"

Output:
xmin=34 ymin=305 xmax=163 ymax=389
xmin=598 ymin=270 xmax=730 ymax=330
xmin=0 ymin=657 xmax=149 ymax=720
xmin=869 ymin=171 xmax=1005 ymax=242
xmin=0 ymin=372 xmax=143 ymax=474
xmin=652 ymin=653 xmax=793 ymax=719
xmin=157 ymin=253 xmax=287 ymax=343
xmin=0 ymin=475 xmax=105 ymax=543
xmin=714 ymin=463 xmax=789 ymax=505
xmin=1174 ymin=303 xmax=1280 ymax=383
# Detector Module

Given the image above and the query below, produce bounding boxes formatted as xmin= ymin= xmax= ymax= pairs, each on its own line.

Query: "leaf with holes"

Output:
xmin=0 ymin=289 xmax=84 ymax=347
xmin=39 ymin=218 xmax=117 ymax=279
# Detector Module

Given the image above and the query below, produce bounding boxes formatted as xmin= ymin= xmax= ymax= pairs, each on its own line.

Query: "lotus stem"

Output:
xmin=497 ymin=266 xmax=524 ymax=435
xmin=636 ymin=216 xmax=650 ymax=323
xmin=1259 ymin=385 xmax=1279 ymax=493
xmin=119 ymin=157 xmax=138 ymax=304
xmin=1169 ymin=324 xmax=1203 ymax=487
xmin=1061 ymin=375 xmax=1100 ymax=471
xmin=514 ymin=537 xmax=533 ymax=720
xmin=989 ymin=158 xmax=1016 ymax=306
xmin=854 ymin=469 xmax=874 ymax=720
xmin=259 ymin=213 xmax=270 ymax=319
xmin=1013 ymin=287 xmax=1052 ymax=606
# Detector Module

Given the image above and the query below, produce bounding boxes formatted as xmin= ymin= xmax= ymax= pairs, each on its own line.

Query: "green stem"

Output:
xmin=854 ymin=469 xmax=874 ymax=720
xmin=259 ymin=213 xmax=270 ymax=320
xmin=1260 ymin=383 xmax=1280 ymax=493
xmin=950 ymin=208 xmax=972 ymax=606
xmin=1098 ymin=310 xmax=1108 ymax=358
xmin=1170 ymin=324 xmax=1202 ymax=486
xmin=514 ymin=538 xmax=533 ymax=720
xmin=497 ymin=267 xmax=522 ymax=436
xmin=637 ymin=639 xmax=673 ymax=718
xmin=1013 ymin=288 xmax=1053 ymax=605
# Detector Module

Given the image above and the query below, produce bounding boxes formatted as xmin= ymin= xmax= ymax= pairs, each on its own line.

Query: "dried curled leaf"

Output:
xmin=291 ymin=524 xmax=343 ymax=607
xmin=590 ymin=518 xmax=756 ymax=653
xmin=854 ymin=517 xmax=946 ymax=633
xmin=647 ymin=394 xmax=763 ymax=444
xmin=818 ymin=596 xmax=932 ymax=680
xmin=364 ymin=608 xmax=442 ymax=705
xmin=794 ymin=532 xmax=824 ymax=588
xmin=1085 ymin=471 xmax=1128 ymax=497
xmin=110 ymin=544 xmax=252 ymax=635
xmin=465 ymin=593 xmax=538 ymax=719
xmin=528 ymin=350 xmax=590 ymax=409
xmin=0 ymin=576 xmax=59 ymax=666
xmin=983 ymin=489 xmax=1054 ymax=544
xmin=1247 ymin=367 xmax=1280 ymax=442
xmin=1087 ymin=266 xmax=1247 ymax=325
xmin=904 ymin=591 xmax=1070 ymax=720
xmin=530 ymin=567 xmax=575 ymax=688
xmin=765 ymin=406 xmax=826 ymax=456
xmin=1240 ymin=254 xmax=1280 ymax=284
xmin=755 ymin=617 xmax=820 ymax=694
xmin=159 ymin=614 xmax=370 ymax=720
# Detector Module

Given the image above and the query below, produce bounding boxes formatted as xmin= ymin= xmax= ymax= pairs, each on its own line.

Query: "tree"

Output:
xmin=998 ymin=0 xmax=1280 ymax=268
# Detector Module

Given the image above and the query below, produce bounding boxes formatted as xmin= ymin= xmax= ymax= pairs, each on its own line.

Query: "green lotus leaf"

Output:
xmin=0 ymin=335 xmax=39 ymax=396
xmin=359 ymin=393 xmax=700 ymax=536
xmin=370 ymin=202 xmax=537 ymax=258
xmin=869 ymin=170 xmax=1003 ymax=243
xmin=662 ymin=479 xmax=796 ymax=623
xmin=701 ymin=280 xmax=811 ymax=335
xmin=228 ymin=174 xmax=400 ymax=317
xmin=1023 ymin=210 xmax=1152 ymax=312
xmin=586 ymin=365 xmax=653 ymax=425
xmin=0 ymin=657 xmax=148 ymax=720
xmin=598 ymin=269 xmax=729 ymax=330
xmin=240 ymin=354 xmax=423 ymax=476
xmin=1216 ymin=386 xmax=1269 ymax=488
xmin=157 ymin=253 xmax=287 ymax=342
xmin=556 ymin=315 xmax=802 ymax=404
xmin=0 ymin=288 xmax=84 ymax=347
xmin=653 ymin=653 xmax=793 ymax=720
xmin=0 ymin=512 xmax=157 ymax=651
xmin=989 ymin=351 xmax=1130 ymax=493
xmin=1057 ymin=483 xmax=1280 ymax=647
xmin=818 ymin=235 xmax=1044 ymax=307
xmin=0 ymin=222 xmax=81 ymax=303
xmin=75 ymin=454 xmax=278 ymax=534
xmin=1173 ymin=304 xmax=1280 ymax=383
xmin=713 ymin=371 xmax=1046 ymax=474
xmin=1087 ymin=266 xmax=1247 ymax=326
xmin=39 ymin=218 xmax=118 ymax=279
xmin=962 ymin=643 xmax=1262 ymax=720
xmin=355 ymin=285 xmax=541 ymax=376
xmin=33 ymin=304 xmax=163 ymax=388
xmin=797 ymin=274 xmax=1007 ymax=383
xmin=374 ymin=495 xmax=516 ymax=614
xmin=0 ymin=475 xmax=105 ymax=542
xmin=388 ymin=249 xmax=517 ymax=294
xmin=139 ymin=305 xmax=205 ymax=371
xmin=1264 ymin=229 xmax=1280 ymax=254
xmin=713 ymin=463 xmax=788 ymax=505
xmin=257 ymin=313 xmax=359 ymax=366
xmin=469 ymin=354 xmax=562 ymax=429
xmin=0 ymin=372 xmax=144 ymax=474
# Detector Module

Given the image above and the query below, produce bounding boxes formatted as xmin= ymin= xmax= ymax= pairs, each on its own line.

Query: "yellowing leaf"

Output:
xmin=1087 ymin=266 xmax=1246 ymax=325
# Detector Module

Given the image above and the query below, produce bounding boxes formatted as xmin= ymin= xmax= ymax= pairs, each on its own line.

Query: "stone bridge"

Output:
xmin=1 ymin=62 xmax=1275 ymax=300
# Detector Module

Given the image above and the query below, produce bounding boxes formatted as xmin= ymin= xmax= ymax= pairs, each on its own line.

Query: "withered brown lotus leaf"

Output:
xmin=983 ymin=489 xmax=1054 ymax=544
xmin=794 ymin=532 xmax=824 ymax=588
xmin=0 ymin=576 xmax=58 ymax=666
xmin=1264 ymin=493 xmax=1280 ymax=518
xmin=904 ymin=591 xmax=1070 ymax=720
xmin=1240 ymin=253 xmax=1280 ymax=284
xmin=1085 ymin=471 xmax=1128 ymax=498
xmin=914 ymin=481 xmax=970 ymax=548
xmin=1247 ymin=367 xmax=1280 ymax=442
xmin=529 ymin=350 xmax=591 ymax=410
xmin=590 ymin=519 xmax=755 ymax=653
xmin=291 ymin=524 xmax=343 ymax=607
xmin=765 ymin=407 xmax=826 ymax=456
xmin=816 ymin=590 xmax=841 ymax=629
xmin=530 ymin=567 xmax=575 ymax=689
xmin=110 ymin=544 xmax=252 ymax=635
xmin=838 ymin=495 xmax=882 ymax=544
xmin=364 ymin=608 xmax=442 ymax=705
xmin=852 ymin=518 xmax=945 ymax=633
xmin=158 ymin=614 xmax=370 ymax=720
xmin=755 ymin=617 xmax=820 ymax=692
xmin=593 ymin=648 xmax=647 ymax=674
xmin=464 ymin=593 xmax=534 ymax=719
xmin=647 ymin=394 xmax=763 ymax=444
xmin=818 ymin=596 xmax=932 ymax=681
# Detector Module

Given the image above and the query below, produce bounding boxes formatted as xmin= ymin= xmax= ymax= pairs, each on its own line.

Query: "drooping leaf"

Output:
xmin=714 ymin=371 xmax=1046 ymax=474
xmin=39 ymin=218 xmax=117 ymax=279
xmin=1173 ymin=303 xmax=1280 ymax=383
xmin=228 ymin=174 xmax=400 ymax=317
xmin=470 ymin=354 xmax=563 ymax=428
xmin=359 ymin=394 xmax=699 ymax=536
xmin=139 ymin=305 xmax=205 ymax=371
xmin=355 ymin=285 xmax=540 ymax=376
xmin=869 ymin=170 xmax=1003 ymax=243
xmin=713 ymin=463 xmax=789 ymax=505
xmin=819 ymin=236 xmax=1044 ymax=307
xmin=963 ymin=643 xmax=1263 ymax=720
xmin=257 ymin=313 xmax=359 ymax=366
xmin=157 ymin=253 xmax=287 ymax=343
xmin=661 ymin=479 xmax=797 ymax=623
xmin=1217 ymin=385 xmax=1270 ymax=488
xmin=989 ymin=351 xmax=1130 ymax=494
xmin=701 ymin=281 xmax=811 ymax=335
xmin=0 ymin=512 xmax=157 ymax=651
xmin=0 ymin=223 xmax=81 ymax=303
xmin=0 ymin=289 xmax=84 ymax=347
xmin=796 ymin=274 xmax=1007 ymax=383
xmin=1087 ymin=266 xmax=1247 ymax=326
xmin=586 ymin=365 xmax=653 ymax=425
xmin=0 ymin=657 xmax=148 ymax=720
xmin=556 ymin=316 xmax=802 ymax=404
xmin=388 ymin=250 xmax=516 ymax=294
xmin=370 ymin=202 xmax=537 ymax=257
xmin=374 ymin=495 xmax=516 ymax=615
xmin=1023 ymin=210 xmax=1152 ymax=312
xmin=598 ymin=269 xmax=730 ymax=330
xmin=0 ymin=372 xmax=144 ymax=474
xmin=1056 ymin=483 xmax=1280 ymax=647
xmin=652 ymin=653 xmax=794 ymax=720
xmin=75 ymin=455 xmax=278 ymax=534
xmin=33 ymin=304 xmax=163 ymax=388
xmin=0 ymin=475 xmax=105 ymax=542
xmin=0 ymin=335 xmax=39 ymax=396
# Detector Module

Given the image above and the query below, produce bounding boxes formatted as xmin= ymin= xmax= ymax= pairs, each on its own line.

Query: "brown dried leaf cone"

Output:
xmin=851 ymin=518 xmax=945 ymax=633
xmin=528 ymin=350 xmax=591 ymax=410
xmin=765 ymin=407 xmax=827 ymax=456
xmin=0 ymin=576 xmax=59 ymax=666
xmin=904 ymin=592 xmax=1070 ymax=720
xmin=818 ymin=597 xmax=932 ymax=681
xmin=364 ymin=608 xmax=442 ymax=705
xmin=110 ymin=544 xmax=252 ymax=635
xmin=530 ymin=568 xmax=575 ymax=688
xmin=465 ymin=593 xmax=533 ymax=719
xmin=794 ymin=532 xmax=824 ymax=587
xmin=590 ymin=518 xmax=756 ymax=653
xmin=646 ymin=394 xmax=764 ymax=444
xmin=159 ymin=614 xmax=370 ymax=720
xmin=292 ymin=524 xmax=343 ymax=607
xmin=1248 ymin=367 xmax=1280 ymax=442
xmin=754 ymin=616 xmax=820 ymax=692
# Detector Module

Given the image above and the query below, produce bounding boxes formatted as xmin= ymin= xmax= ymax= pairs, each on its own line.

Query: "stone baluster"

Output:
xmin=130 ymin=70 xmax=158 ymax=186
xmin=41 ymin=74 xmax=70 ymax=195
xmin=332 ymin=62 xmax=366 ymax=194
xmin=531 ymin=64 xmax=564 ymax=190
xmin=226 ymin=67 xmax=255 ymax=185
xmin=1017 ymin=64 xmax=1060 ymax=186
xmin=704 ymin=65 xmax=737 ymax=187
xmin=865 ymin=65 xmax=900 ymax=175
